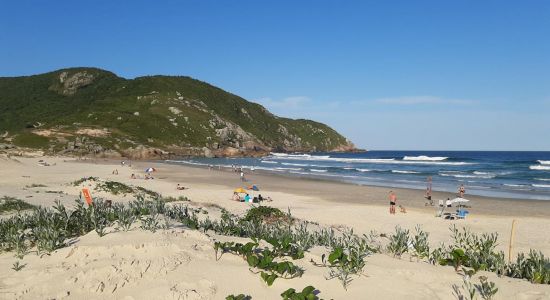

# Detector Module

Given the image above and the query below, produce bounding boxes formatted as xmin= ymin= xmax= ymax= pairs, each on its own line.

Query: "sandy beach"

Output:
xmin=1 ymin=155 xmax=549 ymax=299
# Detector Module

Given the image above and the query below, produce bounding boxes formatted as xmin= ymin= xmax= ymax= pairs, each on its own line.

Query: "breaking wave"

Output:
xmin=403 ymin=155 xmax=448 ymax=161
xmin=530 ymin=165 xmax=550 ymax=171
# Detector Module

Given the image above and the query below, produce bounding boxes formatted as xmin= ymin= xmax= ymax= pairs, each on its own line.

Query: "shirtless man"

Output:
xmin=389 ymin=191 xmax=397 ymax=215
xmin=459 ymin=184 xmax=466 ymax=198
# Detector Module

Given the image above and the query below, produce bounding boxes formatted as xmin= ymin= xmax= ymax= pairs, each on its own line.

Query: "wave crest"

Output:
xmin=403 ymin=155 xmax=448 ymax=161
xmin=530 ymin=165 xmax=550 ymax=171
xmin=392 ymin=170 xmax=419 ymax=174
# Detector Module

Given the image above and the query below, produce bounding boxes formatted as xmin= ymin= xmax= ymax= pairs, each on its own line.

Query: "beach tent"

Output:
xmin=145 ymin=167 xmax=156 ymax=173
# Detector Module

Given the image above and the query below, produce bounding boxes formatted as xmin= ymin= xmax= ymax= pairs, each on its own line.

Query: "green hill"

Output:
xmin=0 ymin=67 xmax=355 ymax=158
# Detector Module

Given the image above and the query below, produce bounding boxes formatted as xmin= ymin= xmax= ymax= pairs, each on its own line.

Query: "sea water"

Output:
xmin=166 ymin=151 xmax=550 ymax=201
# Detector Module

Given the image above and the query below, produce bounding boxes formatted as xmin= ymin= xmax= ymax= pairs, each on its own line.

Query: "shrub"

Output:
xmin=321 ymin=243 xmax=368 ymax=290
xmin=31 ymin=207 xmax=67 ymax=254
xmin=507 ymin=250 xmax=550 ymax=284
xmin=0 ymin=196 xmax=36 ymax=214
xmin=387 ymin=226 xmax=410 ymax=258
xmin=449 ymin=226 xmax=505 ymax=274
xmin=411 ymin=225 xmax=430 ymax=261
xmin=242 ymin=206 xmax=286 ymax=223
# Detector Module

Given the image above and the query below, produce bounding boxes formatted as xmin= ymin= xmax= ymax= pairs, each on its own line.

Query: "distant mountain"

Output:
xmin=0 ymin=67 xmax=355 ymax=158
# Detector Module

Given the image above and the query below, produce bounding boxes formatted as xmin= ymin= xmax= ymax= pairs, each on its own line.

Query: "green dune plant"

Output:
xmin=386 ymin=226 xmax=410 ymax=258
xmin=281 ymin=285 xmax=318 ymax=300
xmin=321 ymin=242 xmax=368 ymax=290
xmin=214 ymin=238 xmax=303 ymax=286
xmin=411 ymin=225 xmax=430 ymax=261
xmin=507 ymin=250 xmax=550 ymax=284
xmin=0 ymin=196 xmax=36 ymax=214
xmin=12 ymin=261 xmax=26 ymax=271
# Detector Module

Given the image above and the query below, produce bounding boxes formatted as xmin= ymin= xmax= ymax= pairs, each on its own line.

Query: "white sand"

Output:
xmin=0 ymin=156 xmax=549 ymax=299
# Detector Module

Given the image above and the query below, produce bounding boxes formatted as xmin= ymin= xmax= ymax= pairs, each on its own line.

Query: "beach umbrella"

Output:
xmin=234 ymin=187 xmax=247 ymax=194
xmin=248 ymin=185 xmax=260 ymax=197
xmin=450 ymin=197 xmax=470 ymax=209
xmin=450 ymin=197 xmax=470 ymax=204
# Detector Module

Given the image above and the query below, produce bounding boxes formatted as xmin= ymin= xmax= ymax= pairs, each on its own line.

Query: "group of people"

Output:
xmin=232 ymin=192 xmax=269 ymax=203
xmin=390 ymin=183 xmax=467 ymax=215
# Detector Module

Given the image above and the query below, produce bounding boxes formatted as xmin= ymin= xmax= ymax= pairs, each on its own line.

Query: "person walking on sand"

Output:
xmin=459 ymin=184 xmax=466 ymax=198
xmin=240 ymin=171 xmax=245 ymax=182
xmin=389 ymin=191 xmax=397 ymax=215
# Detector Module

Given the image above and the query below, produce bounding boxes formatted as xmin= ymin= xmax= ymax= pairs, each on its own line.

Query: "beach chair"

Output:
xmin=456 ymin=209 xmax=469 ymax=219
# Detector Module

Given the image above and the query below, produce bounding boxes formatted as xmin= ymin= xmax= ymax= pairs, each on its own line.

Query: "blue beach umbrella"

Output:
xmin=248 ymin=185 xmax=260 ymax=198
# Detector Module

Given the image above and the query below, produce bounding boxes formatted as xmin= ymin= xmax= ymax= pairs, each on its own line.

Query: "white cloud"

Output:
xmin=254 ymin=96 xmax=311 ymax=109
xmin=373 ymin=96 xmax=475 ymax=105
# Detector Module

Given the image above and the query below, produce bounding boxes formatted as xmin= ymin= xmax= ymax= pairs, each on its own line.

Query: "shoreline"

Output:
xmin=154 ymin=160 xmax=550 ymax=218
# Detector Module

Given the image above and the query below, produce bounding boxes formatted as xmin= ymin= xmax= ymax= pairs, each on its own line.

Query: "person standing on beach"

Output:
xmin=459 ymin=184 xmax=465 ymax=198
xmin=240 ymin=171 xmax=245 ymax=182
xmin=389 ymin=191 xmax=397 ymax=214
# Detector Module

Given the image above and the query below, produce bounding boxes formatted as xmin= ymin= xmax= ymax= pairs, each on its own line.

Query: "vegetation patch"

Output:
xmin=96 ymin=181 xmax=134 ymax=195
xmin=242 ymin=206 xmax=287 ymax=223
xmin=0 ymin=196 xmax=36 ymax=214
xmin=25 ymin=183 xmax=47 ymax=188
xmin=72 ymin=176 xmax=99 ymax=186
xmin=12 ymin=132 xmax=49 ymax=148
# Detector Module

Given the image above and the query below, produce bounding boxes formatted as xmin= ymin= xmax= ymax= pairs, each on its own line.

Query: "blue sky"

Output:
xmin=1 ymin=1 xmax=549 ymax=150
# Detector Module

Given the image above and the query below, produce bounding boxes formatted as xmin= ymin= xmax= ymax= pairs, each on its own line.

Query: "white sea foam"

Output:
xmin=268 ymin=155 xmax=472 ymax=165
xmin=261 ymin=160 xmax=278 ymax=164
xmin=356 ymin=168 xmax=371 ymax=172
xmin=310 ymin=169 xmax=328 ymax=173
xmin=275 ymin=167 xmax=302 ymax=171
xmin=473 ymin=171 xmax=492 ymax=175
xmin=530 ymin=165 xmax=550 ymax=171
xmin=270 ymin=153 xmax=330 ymax=159
xmin=439 ymin=172 xmax=495 ymax=179
xmin=282 ymin=162 xmax=309 ymax=167
xmin=391 ymin=170 xmax=419 ymax=174
xmin=538 ymin=160 xmax=550 ymax=165
xmin=504 ymin=184 xmax=529 ymax=188
xmin=535 ymin=178 xmax=550 ymax=182
xmin=403 ymin=155 xmax=448 ymax=161
xmin=532 ymin=184 xmax=550 ymax=188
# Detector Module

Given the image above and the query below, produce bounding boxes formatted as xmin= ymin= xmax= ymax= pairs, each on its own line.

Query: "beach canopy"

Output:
xmin=145 ymin=167 xmax=156 ymax=173
xmin=450 ymin=197 xmax=470 ymax=204
xmin=234 ymin=187 xmax=247 ymax=193
xmin=248 ymin=185 xmax=260 ymax=191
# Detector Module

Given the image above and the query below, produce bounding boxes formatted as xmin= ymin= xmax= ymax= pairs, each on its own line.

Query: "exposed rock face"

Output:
xmin=331 ymin=140 xmax=357 ymax=152
xmin=55 ymin=71 xmax=95 ymax=95
xmin=210 ymin=115 xmax=267 ymax=151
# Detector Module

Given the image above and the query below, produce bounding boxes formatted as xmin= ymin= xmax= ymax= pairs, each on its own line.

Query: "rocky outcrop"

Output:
xmin=51 ymin=71 xmax=95 ymax=95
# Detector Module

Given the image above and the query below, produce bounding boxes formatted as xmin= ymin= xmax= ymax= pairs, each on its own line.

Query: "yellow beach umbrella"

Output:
xmin=234 ymin=187 xmax=247 ymax=193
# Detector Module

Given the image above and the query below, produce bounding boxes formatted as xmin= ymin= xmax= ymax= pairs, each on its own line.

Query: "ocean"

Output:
xmin=166 ymin=151 xmax=550 ymax=201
